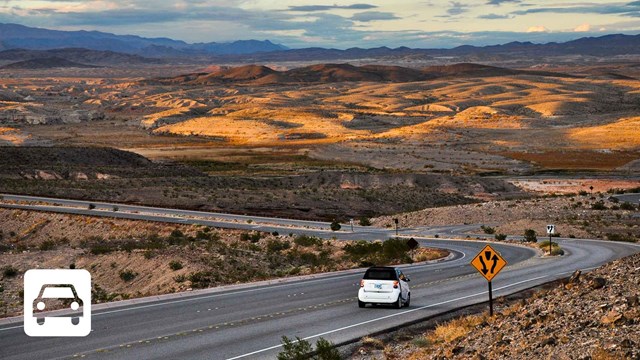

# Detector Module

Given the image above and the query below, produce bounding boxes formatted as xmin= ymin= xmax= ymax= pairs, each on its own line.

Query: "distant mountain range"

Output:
xmin=1 ymin=23 xmax=640 ymax=64
xmin=0 ymin=23 xmax=288 ymax=56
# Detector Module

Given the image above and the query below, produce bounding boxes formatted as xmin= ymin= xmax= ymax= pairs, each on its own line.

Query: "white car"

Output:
xmin=358 ymin=266 xmax=410 ymax=308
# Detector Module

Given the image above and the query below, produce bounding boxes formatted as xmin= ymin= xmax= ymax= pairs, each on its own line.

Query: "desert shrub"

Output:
xmin=240 ymin=232 xmax=261 ymax=243
xmin=359 ymin=217 xmax=372 ymax=226
xmin=343 ymin=240 xmax=382 ymax=262
xmin=170 ymin=229 xmax=185 ymax=239
xmin=494 ymin=233 xmax=507 ymax=241
xmin=88 ymin=203 xmax=96 ymax=210
xmin=277 ymin=336 xmax=312 ymax=360
xmin=523 ymin=229 xmax=537 ymax=242
xmin=481 ymin=225 xmax=496 ymax=234
xmin=90 ymin=243 xmax=117 ymax=255
xmin=112 ymin=206 xmax=119 ymax=212
xmin=620 ymin=202 xmax=636 ymax=211
xmin=578 ymin=190 xmax=588 ymax=196
xmin=174 ymin=274 xmax=186 ymax=283
xmin=330 ymin=220 xmax=341 ymax=231
xmin=382 ymin=238 xmax=411 ymax=263
xmin=606 ymin=233 xmax=637 ymax=243
xmin=69 ymin=263 xmax=76 ymax=269
xmin=277 ymin=336 xmax=339 ymax=360
xmin=188 ymin=271 xmax=216 ymax=288
xmin=591 ymin=201 xmax=607 ymax=210
xmin=272 ymin=231 xmax=279 ymax=236
xmin=267 ymin=239 xmax=291 ymax=253
xmin=92 ymin=284 xmax=119 ymax=303
xmin=315 ymin=338 xmax=341 ymax=360
xmin=39 ymin=240 xmax=56 ymax=251
xmin=169 ymin=260 xmax=183 ymax=271
xmin=2 ymin=265 xmax=18 ymax=278
xmin=294 ymin=235 xmax=322 ymax=247
xmin=119 ymin=269 xmax=138 ymax=282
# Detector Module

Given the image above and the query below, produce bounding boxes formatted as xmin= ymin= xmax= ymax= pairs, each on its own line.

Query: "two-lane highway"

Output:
xmin=0 ymin=195 xmax=639 ymax=359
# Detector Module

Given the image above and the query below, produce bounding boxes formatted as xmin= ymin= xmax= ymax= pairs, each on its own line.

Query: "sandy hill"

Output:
xmin=0 ymin=56 xmax=97 ymax=69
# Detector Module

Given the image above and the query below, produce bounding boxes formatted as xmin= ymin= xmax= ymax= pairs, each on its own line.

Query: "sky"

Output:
xmin=2 ymin=1 xmax=640 ymax=48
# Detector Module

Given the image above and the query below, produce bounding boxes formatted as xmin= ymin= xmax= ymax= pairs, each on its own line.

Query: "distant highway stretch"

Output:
xmin=1 ymin=194 xmax=639 ymax=360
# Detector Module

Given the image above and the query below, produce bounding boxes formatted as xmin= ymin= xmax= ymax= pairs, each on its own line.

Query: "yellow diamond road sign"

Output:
xmin=471 ymin=244 xmax=507 ymax=282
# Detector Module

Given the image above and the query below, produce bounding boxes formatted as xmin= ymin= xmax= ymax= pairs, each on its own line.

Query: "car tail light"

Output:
xmin=360 ymin=280 xmax=365 ymax=287
xmin=393 ymin=281 xmax=399 ymax=289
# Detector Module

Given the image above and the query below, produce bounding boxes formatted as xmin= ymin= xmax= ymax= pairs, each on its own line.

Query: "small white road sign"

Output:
xmin=547 ymin=224 xmax=555 ymax=235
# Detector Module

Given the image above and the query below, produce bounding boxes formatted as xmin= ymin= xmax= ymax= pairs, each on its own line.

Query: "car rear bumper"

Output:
xmin=358 ymin=289 xmax=400 ymax=303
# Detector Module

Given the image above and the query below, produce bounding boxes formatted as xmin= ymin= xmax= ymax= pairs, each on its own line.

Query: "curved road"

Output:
xmin=0 ymin=195 xmax=638 ymax=360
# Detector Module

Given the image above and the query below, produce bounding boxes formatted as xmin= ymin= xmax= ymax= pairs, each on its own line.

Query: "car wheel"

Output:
xmin=405 ymin=293 xmax=410 ymax=307
xmin=395 ymin=295 xmax=402 ymax=309
xmin=358 ymin=300 xmax=366 ymax=308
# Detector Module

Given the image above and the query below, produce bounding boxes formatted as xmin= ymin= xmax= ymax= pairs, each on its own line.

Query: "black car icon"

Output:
xmin=33 ymin=284 xmax=83 ymax=325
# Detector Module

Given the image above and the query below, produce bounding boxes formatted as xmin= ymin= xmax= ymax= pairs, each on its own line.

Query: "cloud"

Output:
xmin=287 ymin=4 xmax=377 ymax=12
xmin=486 ymin=0 xmax=521 ymax=5
xmin=526 ymin=25 xmax=549 ymax=33
xmin=447 ymin=1 xmax=469 ymax=16
xmin=479 ymin=13 xmax=512 ymax=19
xmin=351 ymin=11 xmax=399 ymax=22
xmin=512 ymin=3 xmax=640 ymax=17
xmin=574 ymin=23 xmax=591 ymax=32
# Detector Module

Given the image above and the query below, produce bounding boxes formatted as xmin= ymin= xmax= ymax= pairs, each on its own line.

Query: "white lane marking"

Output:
xmin=225 ymin=274 xmax=551 ymax=360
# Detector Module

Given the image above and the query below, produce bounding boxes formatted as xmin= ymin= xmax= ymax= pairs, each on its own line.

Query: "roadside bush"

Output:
xmin=267 ymin=239 xmax=291 ymax=253
xmin=169 ymin=260 xmax=183 ymax=271
xmin=39 ymin=240 xmax=56 ymax=251
xmin=591 ymin=201 xmax=607 ymax=210
xmin=481 ymin=225 xmax=495 ymax=234
xmin=2 ymin=266 xmax=18 ymax=278
xmin=524 ymin=229 xmax=537 ymax=242
xmin=620 ymin=202 xmax=636 ymax=211
xmin=88 ymin=203 xmax=96 ymax=210
xmin=90 ymin=243 xmax=117 ymax=255
xmin=119 ymin=269 xmax=138 ymax=282
xmin=188 ymin=271 xmax=216 ymax=289
xmin=240 ymin=232 xmax=261 ymax=243
xmin=277 ymin=336 xmax=340 ymax=360
xmin=494 ymin=233 xmax=507 ymax=241
xmin=358 ymin=217 xmax=372 ymax=226
xmin=330 ymin=220 xmax=341 ymax=232
xmin=607 ymin=233 xmax=637 ymax=243
xmin=382 ymin=238 xmax=411 ymax=263
xmin=173 ymin=274 xmax=186 ymax=283
xmin=294 ymin=235 xmax=322 ymax=247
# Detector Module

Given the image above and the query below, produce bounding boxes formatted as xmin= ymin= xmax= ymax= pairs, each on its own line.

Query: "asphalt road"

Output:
xmin=1 ymin=195 xmax=639 ymax=360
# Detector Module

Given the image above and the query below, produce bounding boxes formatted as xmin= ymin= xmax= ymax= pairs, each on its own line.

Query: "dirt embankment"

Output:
xmin=352 ymin=252 xmax=640 ymax=359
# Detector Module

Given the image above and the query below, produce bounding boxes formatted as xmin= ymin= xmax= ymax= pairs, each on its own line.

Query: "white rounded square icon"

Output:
xmin=24 ymin=269 xmax=91 ymax=337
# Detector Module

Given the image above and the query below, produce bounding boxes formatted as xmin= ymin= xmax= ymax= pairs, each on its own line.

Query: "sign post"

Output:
xmin=471 ymin=244 xmax=507 ymax=316
xmin=546 ymin=225 xmax=555 ymax=255
xmin=393 ymin=218 xmax=399 ymax=236
xmin=350 ymin=219 xmax=354 ymax=232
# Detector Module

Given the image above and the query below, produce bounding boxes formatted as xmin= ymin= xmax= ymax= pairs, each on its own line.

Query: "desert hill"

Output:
xmin=0 ymin=56 xmax=97 ymax=69
xmin=0 ymin=48 xmax=163 ymax=66
xmin=156 ymin=63 xmax=574 ymax=85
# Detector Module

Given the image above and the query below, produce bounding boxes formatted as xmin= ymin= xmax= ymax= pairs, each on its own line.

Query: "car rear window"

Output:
xmin=363 ymin=269 xmax=397 ymax=280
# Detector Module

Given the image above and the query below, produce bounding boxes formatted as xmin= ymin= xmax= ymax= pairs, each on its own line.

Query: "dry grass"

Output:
xmin=428 ymin=314 xmax=489 ymax=344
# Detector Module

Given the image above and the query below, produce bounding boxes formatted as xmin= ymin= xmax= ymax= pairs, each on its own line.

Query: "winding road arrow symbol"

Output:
xmin=491 ymin=254 xmax=499 ymax=273
xmin=479 ymin=256 xmax=489 ymax=274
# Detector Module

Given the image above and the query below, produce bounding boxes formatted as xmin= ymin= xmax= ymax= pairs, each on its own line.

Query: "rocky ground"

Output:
xmin=350 ymin=252 xmax=640 ymax=360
